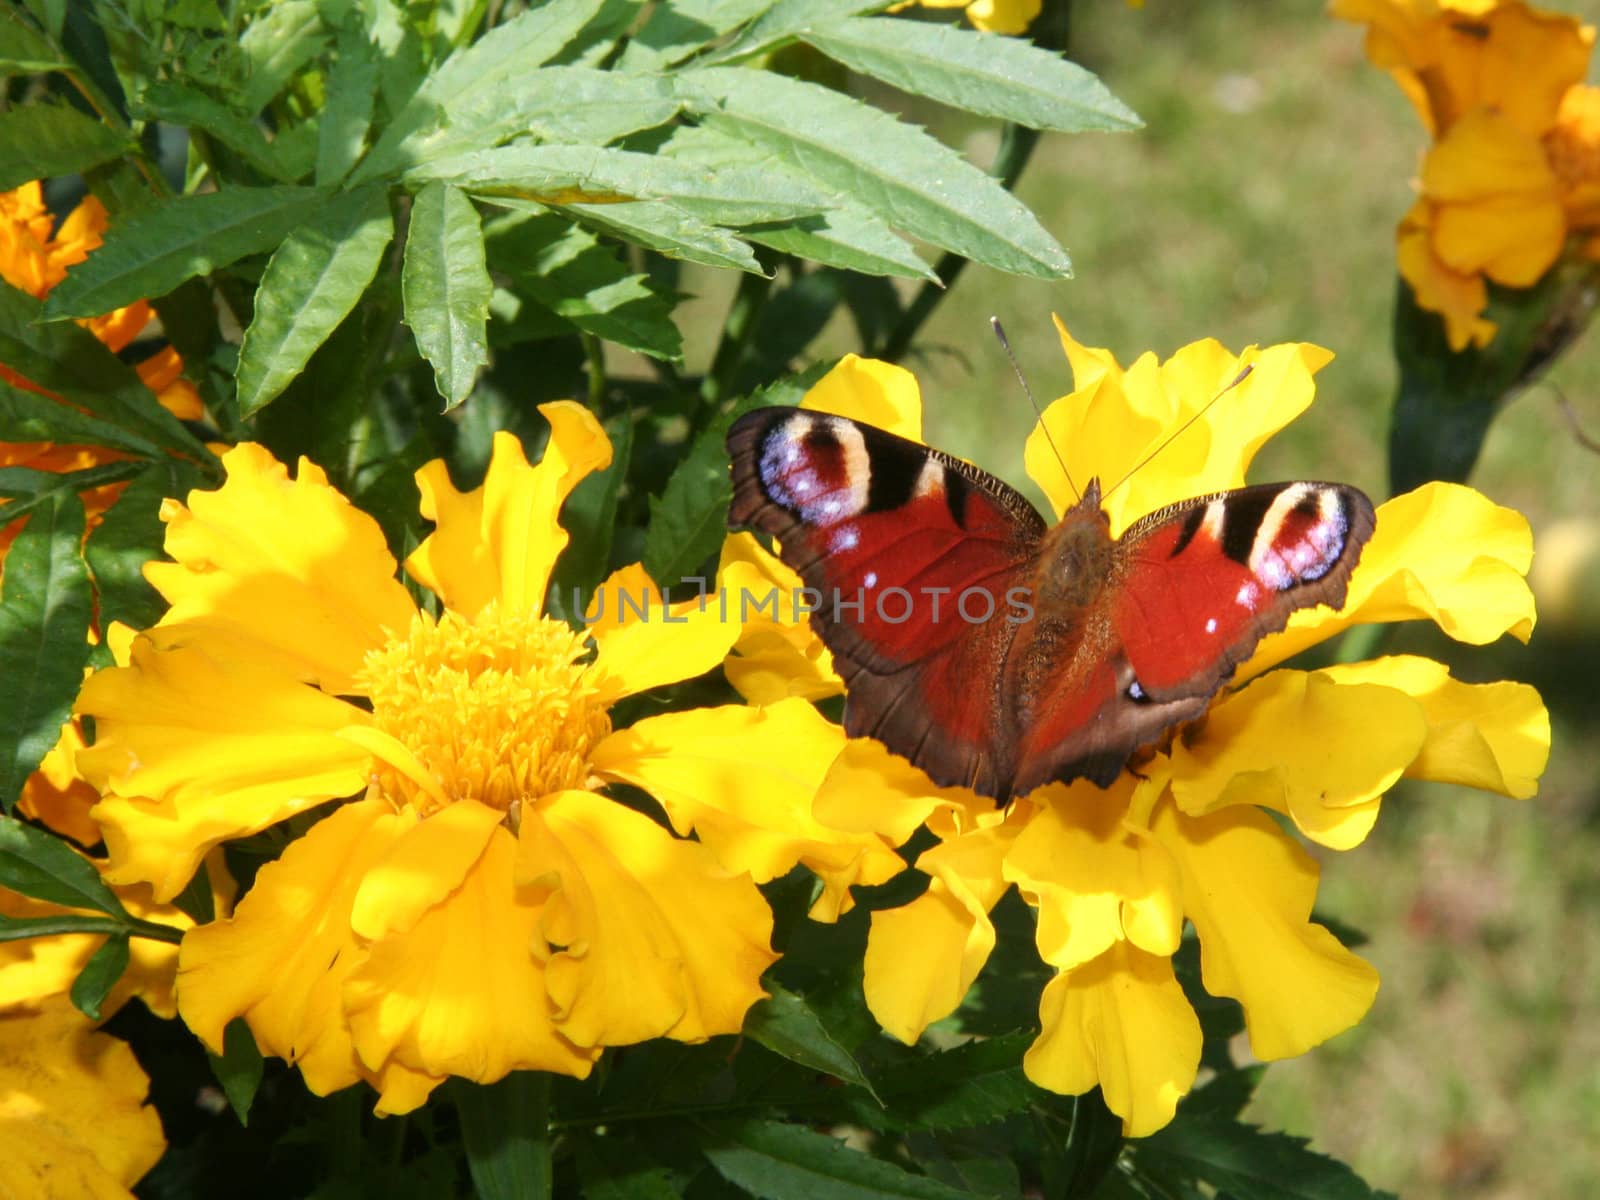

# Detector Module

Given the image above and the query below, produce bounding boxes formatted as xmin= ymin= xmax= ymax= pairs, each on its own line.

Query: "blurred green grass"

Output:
xmin=666 ymin=2 xmax=1600 ymax=1194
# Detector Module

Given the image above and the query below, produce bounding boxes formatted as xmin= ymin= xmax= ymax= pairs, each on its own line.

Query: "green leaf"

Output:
xmin=681 ymin=67 xmax=1071 ymax=278
xmin=1179 ymin=1066 xmax=1266 ymax=1122
xmin=0 ymin=5 xmax=66 ymax=70
xmin=0 ymin=913 xmax=133 ymax=942
xmin=415 ymin=144 xmax=828 ymax=226
xmin=0 ymin=375 xmax=161 ymax=458
xmin=564 ymin=199 xmax=763 ymax=273
xmin=0 ymin=461 xmax=146 ymax=529
xmin=236 ymin=183 xmax=393 ymax=415
xmin=642 ymin=372 xmax=814 ymax=584
xmin=0 ymin=493 xmax=92 ymax=808
xmin=1133 ymin=1116 xmax=1398 ymax=1200
xmin=0 ymin=284 xmax=208 ymax=458
xmin=316 ymin=25 xmax=380 ymax=185
xmin=711 ymin=0 xmax=892 ymax=63
xmin=488 ymin=211 xmax=682 ymax=360
xmin=136 ymin=82 xmax=295 ymax=182
xmin=617 ymin=0 xmax=774 ymax=72
xmin=803 ymin=18 xmax=1139 ymax=133
xmin=863 ymin=1033 xmax=1035 ymax=1132
xmin=237 ymin=0 xmax=328 ymax=114
xmin=743 ymin=984 xmax=880 ymax=1099
xmin=69 ymin=932 xmax=129 ymax=1021
xmin=456 ymin=1072 xmax=554 ymax=1200
xmin=404 ymin=182 xmax=492 ymax=409
xmin=0 ymin=104 xmax=129 ymax=191
xmin=208 ymin=1017 xmax=265 ymax=1125
xmin=574 ymin=1141 xmax=685 ymax=1200
xmin=360 ymin=0 xmax=606 ymax=180
xmin=42 ymin=185 xmax=327 ymax=320
xmin=699 ymin=1120 xmax=980 ymax=1200
xmin=84 ymin=463 xmax=190 ymax=631
xmin=0 ymin=815 xmax=128 ymax=916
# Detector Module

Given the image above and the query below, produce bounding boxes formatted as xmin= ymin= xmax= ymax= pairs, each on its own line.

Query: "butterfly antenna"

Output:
xmin=992 ymin=317 xmax=1079 ymax=502
xmin=1102 ymin=363 xmax=1255 ymax=501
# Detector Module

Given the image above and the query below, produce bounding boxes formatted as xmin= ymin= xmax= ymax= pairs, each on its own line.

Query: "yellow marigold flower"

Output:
xmin=898 ymin=0 xmax=1041 ymax=35
xmin=74 ymin=405 xmax=901 ymax=1114
xmin=0 ymin=997 xmax=166 ymax=1197
xmin=1334 ymin=0 xmax=1600 ymax=348
xmin=772 ymin=320 xmax=1548 ymax=1136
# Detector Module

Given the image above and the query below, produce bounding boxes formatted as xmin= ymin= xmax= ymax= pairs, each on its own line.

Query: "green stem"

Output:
xmin=700 ymin=263 xmax=775 ymax=408
xmin=456 ymin=1071 xmax=554 ymax=1200
xmin=876 ymin=122 xmax=1041 ymax=363
xmin=580 ymin=331 xmax=607 ymax=412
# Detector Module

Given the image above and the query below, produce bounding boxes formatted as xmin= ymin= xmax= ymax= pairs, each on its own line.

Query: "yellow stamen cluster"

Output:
xmin=357 ymin=606 xmax=610 ymax=817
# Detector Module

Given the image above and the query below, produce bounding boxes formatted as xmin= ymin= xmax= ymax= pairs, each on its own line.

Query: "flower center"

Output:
xmin=1545 ymin=86 xmax=1600 ymax=191
xmin=356 ymin=607 xmax=611 ymax=817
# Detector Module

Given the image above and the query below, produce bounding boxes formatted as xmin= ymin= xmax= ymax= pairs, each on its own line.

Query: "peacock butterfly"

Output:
xmin=725 ymin=407 xmax=1376 ymax=802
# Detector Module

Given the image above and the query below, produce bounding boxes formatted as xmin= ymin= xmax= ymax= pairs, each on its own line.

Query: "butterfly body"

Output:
xmin=726 ymin=407 xmax=1375 ymax=802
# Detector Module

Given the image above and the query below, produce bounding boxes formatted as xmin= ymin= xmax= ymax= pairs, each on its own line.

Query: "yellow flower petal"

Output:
xmin=591 ymin=698 xmax=903 ymax=918
xmin=343 ymin=823 xmax=599 ymax=1095
xmin=800 ymin=353 xmax=924 ymax=441
xmin=144 ymin=444 xmax=416 ymax=694
xmin=1396 ymin=200 xmax=1497 ymax=351
xmin=177 ymin=800 xmax=420 ymax=1101
xmin=813 ymin=735 xmax=977 ymax=847
xmin=1022 ymin=942 xmax=1201 ymax=1137
xmin=78 ymin=624 xmax=373 ymax=900
xmin=406 ymin=406 xmax=612 ymax=620
xmin=0 ymin=998 xmax=165 ymax=1197
xmin=964 ymin=0 xmax=1041 ymax=35
xmin=1004 ymin=777 xmax=1183 ymax=968
xmin=520 ymin=790 xmax=776 ymax=1046
xmin=1027 ymin=321 xmax=1332 ymax=533
xmin=349 ymin=798 xmax=505 ymax=942
xmin=1170 ymin=669 xmax=1428 ymax=850
xmin=1246 ymin=482 xmax=1536 ymax=677
xmin=1320 ymin=656 xmax=1550 ymax=799
xmin=1152 ymin=801 xmax=1379 ymax=1062
xmin=864 ymin=817 xmax=1020 ymax=1043
xmin=719 ymin=533 xmax=842 ymax=705
xmin=18 ymin=714 xmax=102 ymax=847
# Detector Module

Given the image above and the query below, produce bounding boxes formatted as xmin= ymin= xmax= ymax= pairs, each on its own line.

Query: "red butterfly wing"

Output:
xmin=727 ymin=408 xmax=1045 ymax=795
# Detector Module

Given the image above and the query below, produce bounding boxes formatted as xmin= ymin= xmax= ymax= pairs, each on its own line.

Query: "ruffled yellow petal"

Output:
xmin=813 ymin=735 xmax=980 ymax=847
xmin=344 ymin=822 xmax=600 ymax=1103
xmin=520 ymin=790 xmax=776 ymax=1045
xmin=1427 ymin=1 xmax=1593 ymax=138
xmin=800 ymin=353 xmax=924 ymax=441
xmin=1004 ymin=776 xmax=1183 ymax=968
xmin=1321 ymin=656 xmax=1550 ymax=798
xmin=1396 ymin=200 xmax=1498 ymax=351
xmin=1027 ymin=321 xmax=1332 ymax=533
xmin=18 ymin=715 xmax=102 ymax=847
xmin=0 ymin=998 xmax=165 ymax=1197
xmin=406 ymin=406 xmax=611 ymax=620
xmin=144 ymin=444 xmax=416 ymax=694
xmin=349 ymin=798 xmax=504 ymax=942
xmin=964 ymin=0 xmax=1041 ymax=35
xmin=1170 ymin=669 xmax=1428 ymax=850
xmin=1245 ymin=482 xmax=1536 ymax=677
xmin=590 ymin=698 xmax=903 ymax=919
xmin=719 ymin=533 xmax=842 ymax=704
xmin=78 ymin=625 xmax=373 ymax=900
xmin=177 ymin=800 xmax=423 ymax=1102
xmin=588 ymin=557 xmax=761 ymax=700
xmin=1022 ymin=942 xmax=1201 ymax=1137
xmin=1152 ymin=801 xmax=1379 ymax=1062
xmin=864 ymin=816 xmax=1021 ymax=1043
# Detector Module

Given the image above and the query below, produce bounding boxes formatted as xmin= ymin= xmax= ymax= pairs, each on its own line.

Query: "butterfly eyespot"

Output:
xmin=1127 ymin=679 xmax=1150 ymax=704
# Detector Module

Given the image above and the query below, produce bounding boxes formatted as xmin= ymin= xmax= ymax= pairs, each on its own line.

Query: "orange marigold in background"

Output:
xmin=1334 ymin=0 xmax=1600 ymax=349
xmin=0 ymin=181 xmax=204 ymax=559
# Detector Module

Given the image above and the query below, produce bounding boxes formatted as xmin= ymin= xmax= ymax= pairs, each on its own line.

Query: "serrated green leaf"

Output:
xmin=207 ymin=1017 xmax=265 ymax=1125
xmin=0 ymin=104 xmax=129 ymax=191
xmin=404 ymin=182 xmax=491 ymax=409
xmin=0 ymin=493 xmax=92 ymax=808
xmin=1133 ymin=1115 xmax=1397 ymax=1200
xmin=617 ymin=0 xmax=774 ymax=72
xmin=864 ymin=1034 xmax=1035 ymax=1132
xmin=416 ymin=143 xmax=828 ymax=226
xmin=360 ymin=0 xmax=606 ymax=181
xmin=0 ymin=375 xmax=161 ymax=458
xmin=564 ymin=199 xmax=764 ymax=273
xmin=681 ymin=67 xmax=1070 ymax=278
xmin=488 ymin=211 xmax=681 ymax=359
xmin=84 ymin=463 xmax=191 ymax=630
xmin=0 ymin=815 xmax=127 ymax=916
xmin=0 ymin=6 xmax=66 ymax=70
xmin=237 ymin=0 xmax=328 ymax=114
xmin=700 ymin=1120 xmax=980 ymax=1200
xmin=136 ymin=81 xmax=294 ymax=182
xmin=0 ymin=461 xmax=146 ymax=529
xmin=711 ymin=0 xmax=892 ymax=63
xmin=744 ymin=984 xmax=879 ymax=1099
xmin=803 ymin=18 xmax=1139 ymax=133
xmin=642 ymin=373 xmax=813 ymax=583
xmin=237 ymin=183 xmax=393 ymax=415
xmin=69 ymin=932 xmax=129 ymax=1021
xmin=316 ymin=24 xmax=380 ymax=185
xmin=574 ymin=1141 xmax=685 ymax=1200
xmin=42 ymin=185 xmax=326 ymax=320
